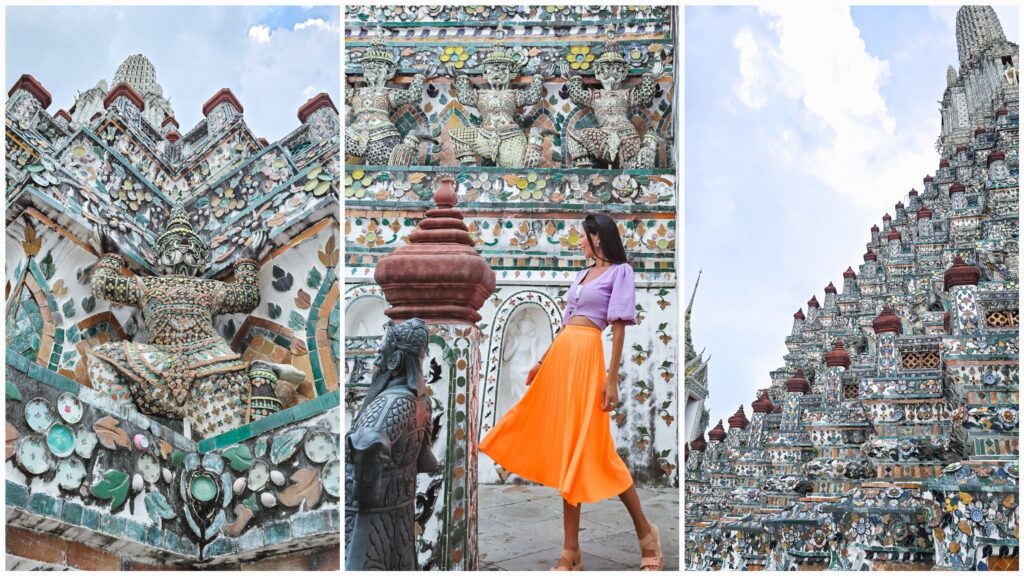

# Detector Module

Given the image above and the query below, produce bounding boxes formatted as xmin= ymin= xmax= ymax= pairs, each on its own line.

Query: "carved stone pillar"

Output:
xmin=944 ymin=256 xmax=982 ymax=336
xmin=374 ymin=175 xmax=495 ymax=570
xmin=202 ymin=88 xmax=244 ymax=139
xmin=103 ymin=83 xmax=145 ymax=129
xmin=872 ymin=306 xmax=902 ymax=377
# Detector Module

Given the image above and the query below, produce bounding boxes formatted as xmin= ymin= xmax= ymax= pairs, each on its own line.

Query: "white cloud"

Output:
xmin=248 ymin=25 xmax=271 ymax=44
xmin=294 ymin=18 xmax=335 ymax=33
xmin=732 ymin=5 xmax=935 ymax=210
xmin=733 ymin=28 xmax=767 ymax=109
xmin=302 ymin=84 xmax=318 ymax=98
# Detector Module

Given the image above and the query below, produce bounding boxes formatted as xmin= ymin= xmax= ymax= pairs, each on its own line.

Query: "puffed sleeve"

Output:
xmin=606 ymin=264 xmax=637 ymax=326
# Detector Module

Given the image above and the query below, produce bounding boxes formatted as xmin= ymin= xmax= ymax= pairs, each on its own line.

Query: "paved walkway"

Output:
xmin=479 ymin=484 xmax=679 ymax=571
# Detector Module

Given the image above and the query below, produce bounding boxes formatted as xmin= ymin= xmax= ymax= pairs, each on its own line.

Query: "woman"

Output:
xmin=479 ymin=213 xmax=662 ymax=571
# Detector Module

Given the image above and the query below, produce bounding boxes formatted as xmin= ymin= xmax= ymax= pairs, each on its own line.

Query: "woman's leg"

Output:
xmin=554 ymin=499 xmax=583 ymax=569
xmin=562 ymin=498 xmax=581 ymax=550
xmin=619 ymin=484 xmax=656 ymax=554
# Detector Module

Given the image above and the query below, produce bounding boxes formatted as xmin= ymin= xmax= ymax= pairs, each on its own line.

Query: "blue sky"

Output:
xmin=6 ymin=5 xmax=340 ymax=141
xmin=684 ymin=5 xmax=1019 ymax=429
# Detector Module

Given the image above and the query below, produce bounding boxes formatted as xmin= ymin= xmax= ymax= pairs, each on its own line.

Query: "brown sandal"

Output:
xmin=639 ymin=523 xmax=663 ymax=571
xmin=550 ymin=548 xmax=582 ymax=571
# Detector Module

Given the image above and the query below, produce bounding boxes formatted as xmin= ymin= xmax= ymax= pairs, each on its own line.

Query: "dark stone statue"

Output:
xmin=345 ymin=318 xmax=439 ymax=571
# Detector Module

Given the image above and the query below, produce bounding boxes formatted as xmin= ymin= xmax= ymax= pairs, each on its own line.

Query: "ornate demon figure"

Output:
xmin=86 ymin=201 xmax=303 ymax=439
xmin=563 ymin=38 xmax=664 ymax=169
xmin=450 ymin=28 xmax=545 ymax=168
xmin=345 ymin=29 xmax=426 ymax=166
xmin=345 ymin=318 xmax=439 ymax=571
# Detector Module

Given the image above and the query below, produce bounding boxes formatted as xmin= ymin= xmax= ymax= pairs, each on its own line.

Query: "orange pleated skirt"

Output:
xmin=479 ymin=325 xmax=633 ymax=506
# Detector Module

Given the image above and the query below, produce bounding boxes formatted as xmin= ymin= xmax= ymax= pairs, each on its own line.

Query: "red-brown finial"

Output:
xmin=785 ymin=369 xmax=810 ymax=394
xmin=943 ymin=256 xmax=981 ymax=291
xmin=872 ymin=305 xmax=902 ymax=335
xmin=728 ymin=405 xmax=750 ymax=429
xmin=824 ymin=340 xmax=851 ymax=368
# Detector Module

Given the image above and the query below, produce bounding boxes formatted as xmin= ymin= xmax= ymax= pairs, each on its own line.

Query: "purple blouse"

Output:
xmin=561 ymin=262 xmax=637 ymax=330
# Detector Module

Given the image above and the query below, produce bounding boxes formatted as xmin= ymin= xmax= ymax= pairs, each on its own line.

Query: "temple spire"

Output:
xmin=684 ymin=269 xmax=702 ymax=362
xmin=956 ymin=6 xmax=1006 ymax=70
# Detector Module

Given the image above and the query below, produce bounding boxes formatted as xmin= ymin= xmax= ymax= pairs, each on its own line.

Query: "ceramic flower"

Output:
xmin=612 ymin=174 xmax=639 ymax=200
xmin=965 ymin=501 xmax=987 ymax=525
xmin=566 ymin=46 xmax=596 ymax=70
xmin=515 ymin=173 xmax=546 ymax=200
xmin=441 ymin=46 xmax=470 ymax=69
xmin=853 ymin=518 xmax=869 ymax=537
xmin=624 ymin=44 xmax=650 ymax=66
xmin=345 ymin=169 xmax=374 ymax=199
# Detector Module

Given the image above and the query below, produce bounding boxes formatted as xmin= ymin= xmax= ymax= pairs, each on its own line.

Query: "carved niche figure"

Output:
xmin=563 ymin=38 xmax=664 ymax=169
xmin=345 ymin=318 xmax=439 ymax=571
xmin=86 ymin=201 xmax=304 ymax=439
xmin=496 ymin=312 xmax=542 ymax=418
xmin=345 ymin=29 xmax=426 ymax=166
xmin=450 ymin=27 xmax=546 ymax=168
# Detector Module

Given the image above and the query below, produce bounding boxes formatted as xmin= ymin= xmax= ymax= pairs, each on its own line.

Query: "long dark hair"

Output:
xmin=582 ymin=213 xmax=628 ymax=265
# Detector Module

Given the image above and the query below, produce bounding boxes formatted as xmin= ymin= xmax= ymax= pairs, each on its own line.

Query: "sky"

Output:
xmin=684 ymin=5 xmax=1019 ymax=429
xmin=6 ymin=5 xmax=340 ymax=142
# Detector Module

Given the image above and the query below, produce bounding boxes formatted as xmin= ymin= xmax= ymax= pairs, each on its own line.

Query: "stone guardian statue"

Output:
xmin=86 ymin=201 xmax=303 ymax=439
xmin=449 ymin=27 xmax=545 ymax=168
xmin=563 ymin=32 xmax=664 ymax=169
xmin=345 ymin=27 xmax=426 ymax=166
xmin=345 ymin=318 xmax=439 ymax=571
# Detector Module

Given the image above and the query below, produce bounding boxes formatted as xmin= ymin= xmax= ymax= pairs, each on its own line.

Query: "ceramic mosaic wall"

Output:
xmin=6 ymin=358 xmax=341 ymax=565
xmin=685 ymin=7 xmax=1018 ymax=571
xmin=344 ymin=5 xmax=678 ymax=492
xmin=5 ymin=55 xmax=341 ymax=566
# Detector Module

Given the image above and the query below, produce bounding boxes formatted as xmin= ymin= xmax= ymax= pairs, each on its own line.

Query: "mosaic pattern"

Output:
xmin=6 ymin=361 xmax=340 ymax=562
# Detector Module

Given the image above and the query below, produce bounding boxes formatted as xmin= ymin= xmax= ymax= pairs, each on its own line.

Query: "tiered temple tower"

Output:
xmin=685 ymin=6 xmax=1018 ymax=571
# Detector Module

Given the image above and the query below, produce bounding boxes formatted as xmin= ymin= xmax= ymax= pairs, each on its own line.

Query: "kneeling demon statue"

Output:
xmin=86 ymin=201 xmax=303 ymax=439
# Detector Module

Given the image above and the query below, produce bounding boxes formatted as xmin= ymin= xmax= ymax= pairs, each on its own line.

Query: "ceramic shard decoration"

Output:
xmin=6 ymin=37 xmax=341 ymax=569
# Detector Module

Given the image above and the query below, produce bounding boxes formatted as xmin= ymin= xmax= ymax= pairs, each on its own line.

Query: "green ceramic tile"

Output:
xmin=101 ymin=514 xmax=127 ymax=538
xmin=81 ymin=507 xmax=101 ymax=529
xmin=181 ymin=538 xmax=200 ymax=557
xmin=205 ymin=536 xmax=235 ymax=557
xmin=291 ymin=509 xmax=333 ymax=538
xmin=6 ymin=481 xmax=29 ymax=509
xmin=61 ymin=501 xmax=84 ymax=526
xmin=264 ymin=521 xmax=291 ymax=545
xmin=126 ymin=519 xmax=147 ymax=543
xmin=162 ymin=530 xmax=181 ymax=554
xmin=140 ymin=524 xmax=158 ymax=546
xmin=235 ymin=526 xmax=265 ymax=552
xmin=29 ymin=492 xmax=62 ymax=518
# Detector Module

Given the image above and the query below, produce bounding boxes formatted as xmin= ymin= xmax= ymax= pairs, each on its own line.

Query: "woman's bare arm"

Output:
xmin=602 ymin=321 xmax=627 ymax=410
